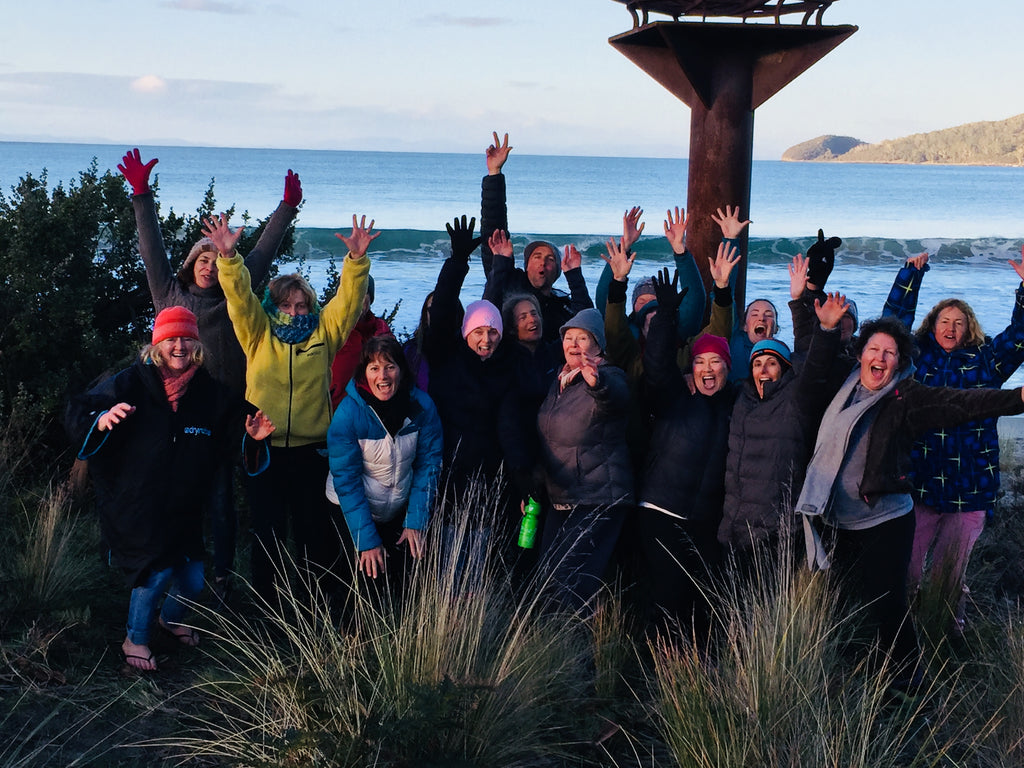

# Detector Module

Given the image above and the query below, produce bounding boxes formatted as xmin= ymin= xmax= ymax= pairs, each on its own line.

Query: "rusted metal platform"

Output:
xmin=609 ymin=5 xmax=855 ymax=308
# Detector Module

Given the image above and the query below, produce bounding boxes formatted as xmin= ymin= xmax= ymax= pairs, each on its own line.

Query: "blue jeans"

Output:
xmin=125 ymin=558 xmax=205 ymax=645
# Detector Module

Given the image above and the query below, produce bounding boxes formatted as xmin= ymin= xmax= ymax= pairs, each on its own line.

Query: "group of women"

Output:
xmin=67 ymin=140 xmax=1024 ymax=688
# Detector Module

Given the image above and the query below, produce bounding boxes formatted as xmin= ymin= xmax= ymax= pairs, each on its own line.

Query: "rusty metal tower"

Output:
xmin=609 ymin=1 xmax=856 ymax=309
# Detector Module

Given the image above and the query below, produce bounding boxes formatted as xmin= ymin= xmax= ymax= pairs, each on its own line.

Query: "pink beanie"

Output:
xmin=461 ymin=299 xmax=503 ymax=339
xmin=691 ymin=333 xmax=731 ymax=369
xmin=152 ymin=306 xmax=199 ymax=345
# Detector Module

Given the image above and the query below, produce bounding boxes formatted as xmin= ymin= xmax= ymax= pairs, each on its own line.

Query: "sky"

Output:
xmin=1 ymin=0 xmax=1021 ymax=160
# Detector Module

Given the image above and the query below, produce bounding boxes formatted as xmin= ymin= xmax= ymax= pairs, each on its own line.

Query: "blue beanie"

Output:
xmin=750 ymin=339 xmax=792 ymax=367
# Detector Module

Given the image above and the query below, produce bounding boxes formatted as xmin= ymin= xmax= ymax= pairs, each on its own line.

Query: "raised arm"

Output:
xmin=601 ymin=236 xmax=640 ymax=371
xmin=480 ymin=132 xmax=512 ymax=279
xmin=561 ymin=243 xmax=594 ymax=314
xmin=120 ymin=149 xmax=178 ymax=306
xmin=243 ymin=169 xmax=303 ymax=286
xmin=596 ymin=207 xmax=645 ymax=316
xmin=643 ymin=268 xmax=688 ymax=410
xmin=881 ymin=252 xmax=929 ymax=328
xmin=987 ymin=244 xmax=1024 ymax=381
xmin=805 ymin=228 xmax=842 ymax=291
xmin=425 ymin=216 xmax=480 ymax=360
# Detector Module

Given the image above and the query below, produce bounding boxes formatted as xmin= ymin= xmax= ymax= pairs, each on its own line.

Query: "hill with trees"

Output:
xmin=782 ymin=113 xmax=1024 ymax=165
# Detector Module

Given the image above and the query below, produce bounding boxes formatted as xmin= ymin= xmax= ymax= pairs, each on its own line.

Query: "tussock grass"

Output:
xmin=646 ymin=534 xmax=974 ymax=768
xmin=150 ymin=482 xmax=595 ymax=767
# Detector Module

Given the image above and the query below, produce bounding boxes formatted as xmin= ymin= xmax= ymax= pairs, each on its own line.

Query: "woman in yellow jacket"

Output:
xmin=203 ymin=213 xmax=375 ymax=603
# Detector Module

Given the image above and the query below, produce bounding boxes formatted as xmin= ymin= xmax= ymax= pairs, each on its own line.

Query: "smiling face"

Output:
xmin=562 ymin=327 xmax=600 ymax=368
xmin=364 ymin=354 xmax=401 ymax=401
xmin=526 ymin=245 xmax=559 ymax=292
xmin=692 ymin=352 xmax=729 ymax=396
xmin=513 ymin=299 xmax=543 ymax=345
xmin=744 ymin=300 xmax=777 ymax=344
xmin=933 ymin=305 xmax=968 ymax=352
xmin=466 ymin=326 xmax=501 ymax=359
xmin=157 ymin=336 xmax=198 ymax=374
xmin=858 ymin=332 xmax=900 ymax=391
xmin=750 ymin=353 xmax=783 ymax=399
xmin=193 ymin=252 xmax=219 ymax=289
xmin=278 ymin=288 xmax=311 ymax=317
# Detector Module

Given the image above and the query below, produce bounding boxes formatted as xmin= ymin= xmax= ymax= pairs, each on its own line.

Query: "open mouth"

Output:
xmin=700 ymin=375 xmax=717 ymax=390
xmin=753 ymin=324 xmax=768 ymax=337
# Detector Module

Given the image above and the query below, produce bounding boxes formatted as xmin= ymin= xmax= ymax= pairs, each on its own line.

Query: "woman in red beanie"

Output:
xmin=66 ymin=307 xmax=274 ymax=672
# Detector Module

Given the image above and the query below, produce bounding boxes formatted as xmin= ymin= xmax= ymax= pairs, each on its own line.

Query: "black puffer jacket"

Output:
xmin=718 ymin=324 xmax=841 ymax=549
xmin=537 ymin=364 xmax=634 ymax=507
xmin=66 ymin=362 xmax=257 ymax=586
xmin=425 ymin=256 xmax=527 ymax=502
xmin=639 ymin=307 xmax=737 ymax=522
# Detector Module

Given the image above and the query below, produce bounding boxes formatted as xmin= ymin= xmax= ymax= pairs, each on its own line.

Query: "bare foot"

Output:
xmin=122 ymin=637 xmax=157 ymax=671
xmin=159 ymin=618 xmax=200 ymax=647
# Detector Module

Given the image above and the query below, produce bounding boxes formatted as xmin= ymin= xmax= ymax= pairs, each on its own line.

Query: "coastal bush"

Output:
xmin=0 ymin=163 xmax=295 ymax=468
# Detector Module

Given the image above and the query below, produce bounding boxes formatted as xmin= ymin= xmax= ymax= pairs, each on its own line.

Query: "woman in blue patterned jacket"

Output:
xmin=882 ymin=248 xmax=1024 ymax=634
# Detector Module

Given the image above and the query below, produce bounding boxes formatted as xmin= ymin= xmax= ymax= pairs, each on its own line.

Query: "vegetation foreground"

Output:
xmin=3 ymin=424 xmax=1024 ymax=767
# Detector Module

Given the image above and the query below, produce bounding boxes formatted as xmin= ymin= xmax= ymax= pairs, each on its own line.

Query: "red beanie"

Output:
xmin=152 ymin=306 xmax=199 ymax=345
xmin=691 ymin=333 xmax=731 ymax=369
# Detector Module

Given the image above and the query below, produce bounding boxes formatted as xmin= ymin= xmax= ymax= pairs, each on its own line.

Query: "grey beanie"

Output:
xmin=632 ymin=276 xmax=657 ymax=310
xmin=523 ymin=240 xmax=562 ymax=277
xmin=845 ymin=297 xmax=858 ymax=325
xmin=559 ymin=308 xmax=606 ymax=352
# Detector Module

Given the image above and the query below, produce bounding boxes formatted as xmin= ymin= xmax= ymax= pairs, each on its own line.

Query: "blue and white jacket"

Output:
xmin=327 ymin=379 xmax=443 ymax=550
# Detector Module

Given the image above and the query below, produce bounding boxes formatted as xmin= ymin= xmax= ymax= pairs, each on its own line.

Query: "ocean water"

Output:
xmin=4 ymin=140 xmax=1024 ymax=384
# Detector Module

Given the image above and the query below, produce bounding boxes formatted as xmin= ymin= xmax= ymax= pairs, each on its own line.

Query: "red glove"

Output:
xmin=117 ymin=148 xmax=158 ymax=196
xmin=284 ymin=169 xmax=302 ymax=207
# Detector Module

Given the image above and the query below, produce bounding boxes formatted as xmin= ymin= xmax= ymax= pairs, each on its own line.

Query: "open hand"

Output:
xmin=562 ymin=244 xmax=582 ymax=272
xmin=201 ymin=213 xmax=244 ymax=257
xmin=488 ymin=229 xmax=513 ymax=259
xmin=814 ymin=291 xmax=851 ymax=330
xmin=663 ymin=206 xmax=687 ymax=253
xmin=622 ymin=206 xmax=645 ymax=251
xmin=653 ymin=266 xmax=687 ymax=316
xmin=245 ymin=410 xmax=276 ymax=441
xmin=445 ymin=215 xmax=482 ymax=263
xmin=601 ymin=236 xmax=636 ymax=281
xmin=335 ymin=214 xmax=381 ymax=259
xmin=398 ymin=528 xmax=425 ymax=559
xmin=789 ymin=253 xmax=809 ymax=299
xmin=117 ymin=148 xmax=158 ymax=196
xmin=98 ymin=402 xmax=135 ymax=432
xmin=711 ymin=205 xmax=750 ymax=240
xmin=708 ymin=240 xmax=741 ymax=289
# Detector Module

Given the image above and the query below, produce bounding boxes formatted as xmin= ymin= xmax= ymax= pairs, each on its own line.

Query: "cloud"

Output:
xmin=159 ymin=0 xmax=248 ymax=14
xmin=416 ymin=13 xmax=509 ymax=29
xmin=130 ymin=75 xmax=167 ymax=94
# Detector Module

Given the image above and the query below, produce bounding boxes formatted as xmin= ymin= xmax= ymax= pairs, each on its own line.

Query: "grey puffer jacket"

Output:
xmin=537 ymin=363 xmax=634 ymax=508
xmin=718 ymin=324 xmax=841 ymax=550
xmin=134 ymin=191 xmax=297 ymax=395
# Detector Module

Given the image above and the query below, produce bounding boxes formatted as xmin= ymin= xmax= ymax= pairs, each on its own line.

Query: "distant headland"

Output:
xmin=782 ymin=113 xmax=1024 ymax=166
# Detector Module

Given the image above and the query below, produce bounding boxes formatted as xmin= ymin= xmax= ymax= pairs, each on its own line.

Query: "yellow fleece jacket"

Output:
xmin=219 ymin=252 xmax=370 ymax=448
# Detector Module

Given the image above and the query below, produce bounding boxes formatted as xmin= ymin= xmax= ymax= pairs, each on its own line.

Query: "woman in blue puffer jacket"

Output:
xmin=327 ymin=336 xmax=443 ymax=589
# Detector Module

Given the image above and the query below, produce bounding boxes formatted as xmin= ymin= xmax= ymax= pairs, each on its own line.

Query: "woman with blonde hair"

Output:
xmin=66 ymin=306 xmax=274 ymax=671
xmin=204 ymin=213 xmax=374 ymax=603
xmin=883 ymin=249 xmax=1024 ymax=635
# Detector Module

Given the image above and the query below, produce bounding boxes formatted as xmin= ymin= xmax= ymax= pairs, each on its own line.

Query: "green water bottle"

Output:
xmin=518 ymin=496 xmax=540 ymax=549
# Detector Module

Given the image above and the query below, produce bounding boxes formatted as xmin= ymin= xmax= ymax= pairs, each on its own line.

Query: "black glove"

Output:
xmin=806 ymin=228 xmax=842 ymax=288
xmin=652 ymin=267 xmax=689 ymax=316
xmin=446 ymin=215 xmax=482 ymax=264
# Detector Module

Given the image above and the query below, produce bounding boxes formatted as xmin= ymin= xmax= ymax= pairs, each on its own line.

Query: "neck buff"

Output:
xmin=262 ymin=290 xmax=320 ymax=344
